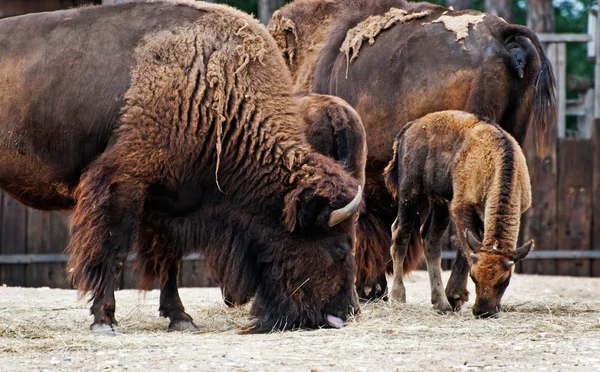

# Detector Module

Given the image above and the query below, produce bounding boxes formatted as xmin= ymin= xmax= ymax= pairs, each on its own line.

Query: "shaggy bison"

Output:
xmin=384 ymin=111 xmax=533 ymax=317
xmin=0 ymin=0 xmax=362 ymax=333
xmin=269 ymin=0 xmax=556 ymax=303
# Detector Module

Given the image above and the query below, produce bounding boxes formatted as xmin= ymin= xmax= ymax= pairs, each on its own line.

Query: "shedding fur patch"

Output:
xmin=340 ymin=8 xmax=430 ymax=74
xmin=235 ymin=21 xmax=268 ymax=73
xmin=430 ymin=13 xmax=486 ymax=41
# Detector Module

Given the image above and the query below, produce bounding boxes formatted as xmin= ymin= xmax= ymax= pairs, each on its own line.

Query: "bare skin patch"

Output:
xmin=430 ymin=13 xmax=486 ymax=41
xmin=340 ymin=8 xmax=430 ymax=73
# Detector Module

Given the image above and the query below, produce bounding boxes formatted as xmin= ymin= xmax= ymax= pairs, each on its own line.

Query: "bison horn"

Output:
xmin=328 ymin=186 xmax=362 ymax=227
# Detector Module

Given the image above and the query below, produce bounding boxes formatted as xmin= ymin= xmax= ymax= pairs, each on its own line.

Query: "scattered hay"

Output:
xmin=2 ymin=273 xmax=600 ymax=370
xmin=340 ymin=8 xmax=430 ymax=75
xmin=430 ymin=13 xmax=487 ymax=41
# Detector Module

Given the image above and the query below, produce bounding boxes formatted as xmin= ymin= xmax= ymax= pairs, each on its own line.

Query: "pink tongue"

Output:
xmin=326 ymin=314 xmax=345 ymax=329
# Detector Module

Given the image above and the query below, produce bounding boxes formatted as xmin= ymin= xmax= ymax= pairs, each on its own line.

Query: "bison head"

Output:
xmin=465 ymin=230 xmax=534 ymax=318
xmin=241 ymin=182 xmax=362 ymax=333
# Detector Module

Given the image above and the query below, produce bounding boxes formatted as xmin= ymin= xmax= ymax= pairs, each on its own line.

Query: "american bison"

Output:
xmin=0 ymin=0 xmax=362 ymax=333
xmin=384 ymin=111 xmax=533 ymax=317
xmin=269 ymin=0 xmax=556 ymax=303
xmin=217 ymin=92 xmax=367 ymax=307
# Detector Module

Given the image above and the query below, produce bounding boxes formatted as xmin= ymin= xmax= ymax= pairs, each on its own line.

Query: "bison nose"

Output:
xmin=473 ymin=307 xmax=499 ymax=319
xmin=330 ymin=245 xmax=349 ymax=261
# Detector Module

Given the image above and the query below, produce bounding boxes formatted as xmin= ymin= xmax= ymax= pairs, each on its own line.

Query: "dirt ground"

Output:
xmin=1 ymin=271 xmax=599 ymax=371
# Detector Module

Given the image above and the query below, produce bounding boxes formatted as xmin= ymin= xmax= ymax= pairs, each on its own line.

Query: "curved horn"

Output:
xmin=328 ymin=186 xmax=362 ymax=227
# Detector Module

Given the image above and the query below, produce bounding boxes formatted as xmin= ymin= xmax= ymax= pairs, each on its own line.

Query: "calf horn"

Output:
xmin=328 ymin=186 xmax=362 ymax=227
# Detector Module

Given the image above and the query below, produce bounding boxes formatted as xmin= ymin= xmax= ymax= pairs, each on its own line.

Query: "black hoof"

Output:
xmin=168 ymin=320 xmax=198 ymax=332
xmin=91 ymin=323 xmax=122 ymax=336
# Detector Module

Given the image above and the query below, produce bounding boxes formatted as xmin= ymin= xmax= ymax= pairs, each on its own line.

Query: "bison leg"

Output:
xmin=422 ymin=204 xmax=452 ymax=314
xmin=68 ymin=161 xmax=146 ymax=334
xmin=445 ymin=250 xmax=470 ymax=311
xmin=159 ymin=262 xmax=197 ymax=332
xmin=446 ymin=205 xmax=480 ymax=311
xmin=389 ymin=204 xmax=418 ymax=302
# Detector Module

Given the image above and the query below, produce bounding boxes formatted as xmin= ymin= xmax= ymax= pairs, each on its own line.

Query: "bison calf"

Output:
xmin=0 ymin=0 xmax=362 ymax=333
xmin=384 ymin=111 xmax=533 ymax=317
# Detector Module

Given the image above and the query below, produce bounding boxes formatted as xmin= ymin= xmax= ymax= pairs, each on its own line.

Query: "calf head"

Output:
xmin=465 ymin=230 xmax=534 ymax=318
xmin=243 ymin=182 xmax=362 ymax=333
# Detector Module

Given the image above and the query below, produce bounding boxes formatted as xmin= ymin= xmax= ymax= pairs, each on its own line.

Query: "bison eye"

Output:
xmin=329 ymin=245 xmax=349 ymax=261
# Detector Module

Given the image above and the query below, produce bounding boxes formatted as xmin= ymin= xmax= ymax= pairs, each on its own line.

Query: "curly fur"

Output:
xmin=269 ymin=0 xmax=556 ymax=299
xmin=0 ymin=0 xmax=361 ymax=332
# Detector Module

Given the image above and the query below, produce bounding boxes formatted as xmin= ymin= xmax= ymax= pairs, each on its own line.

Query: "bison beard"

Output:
xmin=269 ymin=0 xmax=556 ymax=300
xmin=0 ymin=0 xmax=361 ymax=333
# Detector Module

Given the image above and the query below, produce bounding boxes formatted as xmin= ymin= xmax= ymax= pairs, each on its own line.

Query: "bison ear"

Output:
xmin=512 ymin=240 xmax=534 ymax=262
xmin=267 ymin=11 xmax=298 ymax=67
xmin=465 ymin=229 xmax=482 ymax=253
xmin=282 ymin=187 xmax=330 ymax=232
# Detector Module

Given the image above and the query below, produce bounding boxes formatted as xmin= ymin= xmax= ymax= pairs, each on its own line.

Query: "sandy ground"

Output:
xmin=1 ymin=271 xmax=600 ymax=371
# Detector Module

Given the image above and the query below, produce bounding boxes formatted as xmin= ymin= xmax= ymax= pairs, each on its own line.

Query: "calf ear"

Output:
xmin=465 ymin=229 xmax=482 ymax=252
xmin=512 ymin=240 xmax=534 ymax=262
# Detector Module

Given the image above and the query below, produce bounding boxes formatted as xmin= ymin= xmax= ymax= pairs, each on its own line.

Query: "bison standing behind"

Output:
xmin=0 ymin=0 xmax=362 ymax=333
xmin=269 ymin=0 xmax=556 ymax=302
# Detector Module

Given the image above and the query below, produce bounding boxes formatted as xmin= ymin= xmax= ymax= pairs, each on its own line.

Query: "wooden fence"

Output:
xmin=1 ymin=5 xmax=600 ymax=287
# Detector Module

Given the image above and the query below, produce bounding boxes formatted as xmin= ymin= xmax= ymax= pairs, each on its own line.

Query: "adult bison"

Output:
xmin=269 ymin=0 xmax=556 ymax=304
xmin=0 ymin=0 xmax=362 ymax=333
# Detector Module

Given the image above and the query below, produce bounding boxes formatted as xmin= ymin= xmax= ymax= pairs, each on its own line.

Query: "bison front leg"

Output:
xmin=446 ymin=205 xmax=479 ymax=311
xmin=422 ymin=205 xmax=452 ymax=314
xmin=67 ymin=163 xmax=146 ymax=334
xmin=160 ymin=262 xmax=197 ymax=332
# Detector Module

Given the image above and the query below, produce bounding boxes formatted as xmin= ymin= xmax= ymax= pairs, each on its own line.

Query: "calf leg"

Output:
xmin=160 ymin=262 xmax=197 ymax=332
xmin=446 ymin=205 xmax=481 ymax=310
xmin=422 ymin=204 xmax=452 ymax=313
xmin=389 ymin=203 xmax=418 ymax=302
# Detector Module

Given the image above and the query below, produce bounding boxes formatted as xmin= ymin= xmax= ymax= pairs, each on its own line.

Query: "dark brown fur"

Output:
xmin=0 ymin=0 xmax=361 ymax=333
xmin=269 ymin=0 xmax=555 ymax=299
xmin=384 ymin=111 xmax=532 ymax=317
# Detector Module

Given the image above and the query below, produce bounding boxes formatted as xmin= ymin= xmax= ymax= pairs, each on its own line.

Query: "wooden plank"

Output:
xmin=25 ymin=211 xmax=70 ymax=288
xmin=521 ymin=44 xmax=559 ymax=276
xmin=0 ymin=192 xmax=27 ymax=286
xmin=50 ymin=212 xmax=71 ymax=288
xmin=593 ymin=119 xmax=600 ymax=277
xmin=556 ymin=43 xmax=567 ymax=139
xmin=180 ymin=255 xmax=217 ymax=288
xmin=25 ymin=210 xmax=51 ymax=287
xmin=557 ymin=139 xmax=593 ymax=276
xmin=537 ymin=33 xmax=592 ymax=43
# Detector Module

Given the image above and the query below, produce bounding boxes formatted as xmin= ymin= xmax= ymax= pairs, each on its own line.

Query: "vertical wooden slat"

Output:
xmin=51 ymin=212 xmax=71 ymax=288
xmin=593 ymin=119 xmax=600 ymax=277
xmin=557 ymin=139 xmax=593 ymax=276
xmin=556 ymin=43 xmax=567 ymax=139
xmin=25 ymin=210 xmax=51 ymax=287
xmin=180 ymin=256 xmax=217 ymax=288
xmin=26 ymin=211 xmax=70 ymax=288
xmin=520 ymin=43 xmax=559 ymax=275
xmin=0 ymin=192 xmax=27 ymax=286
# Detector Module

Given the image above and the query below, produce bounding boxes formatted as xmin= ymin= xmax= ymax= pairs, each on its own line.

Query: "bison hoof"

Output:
xmin=91 ymin=323 xmax=122 ymax=336
xmin=447 ymin=291 xmax=469 ymax=311
xmin=433 ymin=302 xmax=454 ymax=314
xmin=389 ymin=287 xmax=406 ymax=303
xmin=168 ymin=320 xmax=198 ymax=332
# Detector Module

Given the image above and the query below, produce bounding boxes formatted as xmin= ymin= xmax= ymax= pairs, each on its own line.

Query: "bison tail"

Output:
xmin=403 ymin=228 xmax=424 ymax=274
xmin=383 ymin=138 xmax=402 ymax=199
xmin=501 ymin=24 xmax=557 ymax=155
